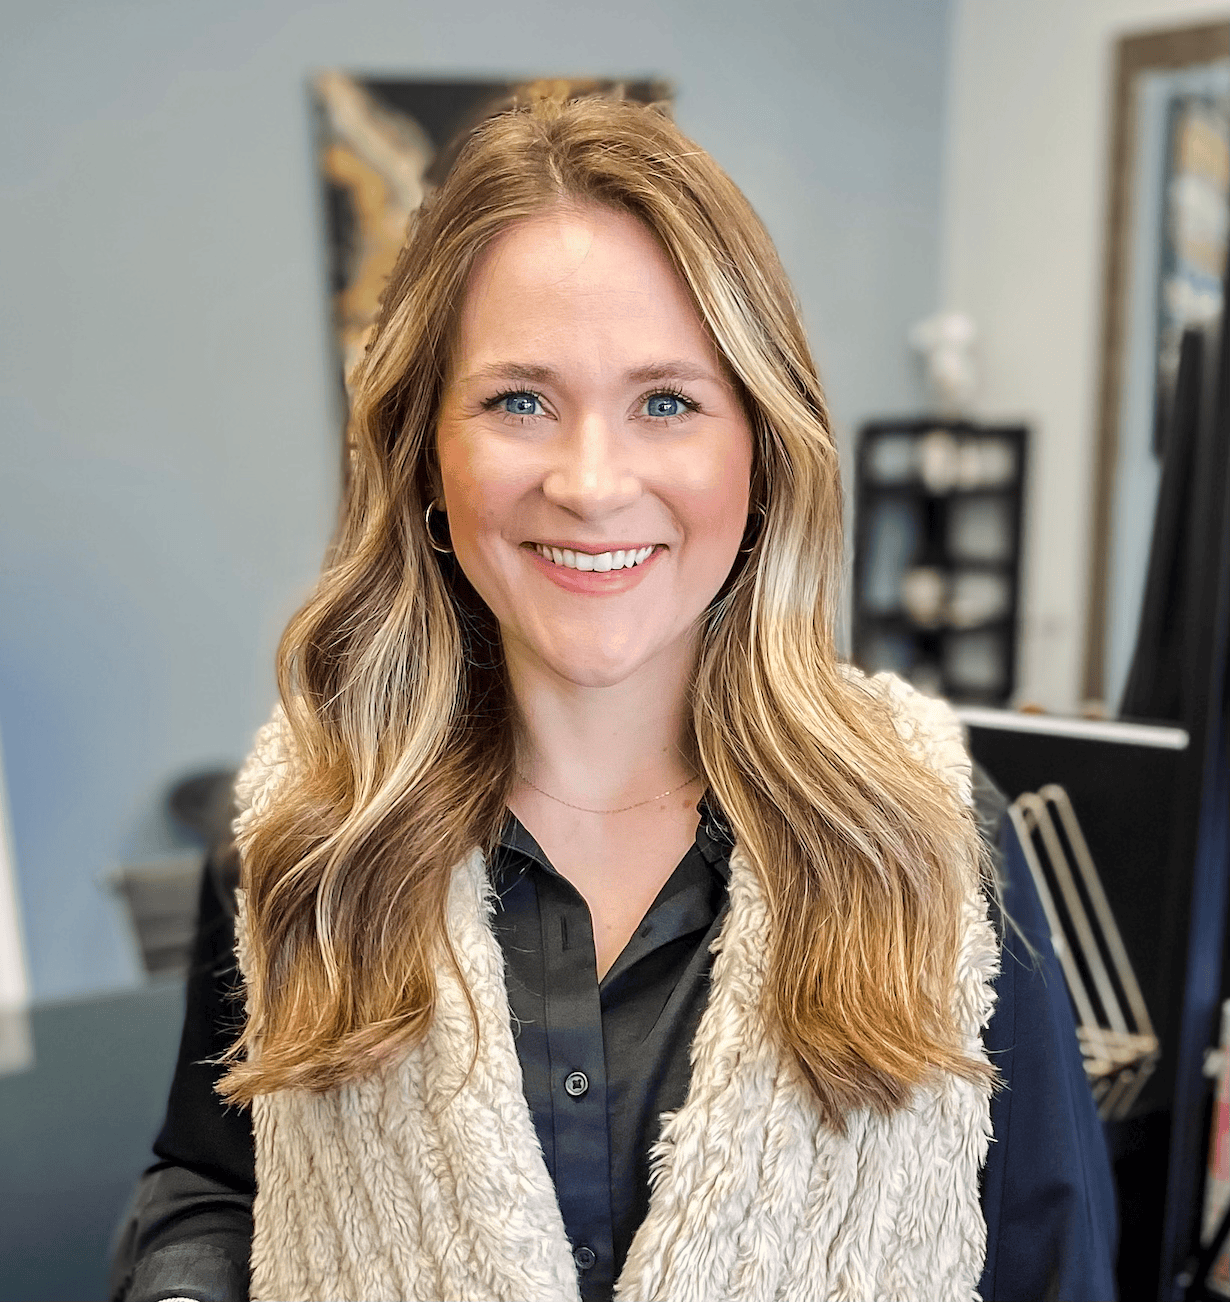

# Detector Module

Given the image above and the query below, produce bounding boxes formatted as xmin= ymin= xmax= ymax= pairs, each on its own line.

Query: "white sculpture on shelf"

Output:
xmin=908 ymin=310 xmax=978 ymax=416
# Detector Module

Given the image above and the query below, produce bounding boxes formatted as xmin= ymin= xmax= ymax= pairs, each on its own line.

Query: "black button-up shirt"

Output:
xmin=491 ymin=801 xmax=732 ymax=1299
xmin=111 ymin=777 xmax=1119 ymax=1302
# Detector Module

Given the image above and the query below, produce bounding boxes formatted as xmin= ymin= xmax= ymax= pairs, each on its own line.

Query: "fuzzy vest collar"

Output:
xmin=232 ymin=672 xmax=999 ymax=1302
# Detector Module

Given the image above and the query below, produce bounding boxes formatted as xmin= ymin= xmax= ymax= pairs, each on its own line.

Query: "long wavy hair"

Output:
xmin=220 ymin=89 xmax=994 ymax=1126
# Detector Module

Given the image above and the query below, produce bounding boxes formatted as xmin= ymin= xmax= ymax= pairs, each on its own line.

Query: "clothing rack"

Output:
xmin=1007 ymin=784 xmax=1158 ymax=1120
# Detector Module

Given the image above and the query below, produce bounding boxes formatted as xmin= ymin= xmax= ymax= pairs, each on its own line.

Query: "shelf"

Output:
xmin=851 ymin=418 xmax=1027 ymax=707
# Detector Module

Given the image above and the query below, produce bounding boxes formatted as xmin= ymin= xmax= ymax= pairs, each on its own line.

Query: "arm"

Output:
xmin=976 ymin=788 xmax=1119 ymax=1302
xmin=109 ymin=845 xmax=255 ymax=1302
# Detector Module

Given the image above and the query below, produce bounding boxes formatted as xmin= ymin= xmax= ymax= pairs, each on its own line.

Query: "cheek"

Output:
xmin=436 ymin=444 xmax=536 ymax=617
xmin=444 ymin=481 xmax=506 ymax=572
xmin=436 ymin=431 xmax=506 ymax=546
xmin=672 ymin=440 xmax=754 ymax=556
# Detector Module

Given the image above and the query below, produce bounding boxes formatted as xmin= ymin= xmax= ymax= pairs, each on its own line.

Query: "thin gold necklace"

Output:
xmin=516 ymin=770 xmax=701 ymax=814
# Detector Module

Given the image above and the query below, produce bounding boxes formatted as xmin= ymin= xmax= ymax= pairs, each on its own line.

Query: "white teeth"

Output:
xmin=534 ymin=544 xmax=657 ymax=571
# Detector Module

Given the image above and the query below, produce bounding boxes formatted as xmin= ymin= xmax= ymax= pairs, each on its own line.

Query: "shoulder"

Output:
xmin=978 ymin=813 xmax=1119 ymax=1297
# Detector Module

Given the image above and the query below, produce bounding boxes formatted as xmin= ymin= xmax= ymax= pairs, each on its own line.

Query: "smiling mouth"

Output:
xmin=526 ymin=543 xmax=660 ymax=572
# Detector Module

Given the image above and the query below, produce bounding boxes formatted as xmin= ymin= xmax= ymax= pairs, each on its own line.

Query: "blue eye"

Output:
xmin=644 ymin=392 xmax=690 ymax=419
xmin=501 ymin=392 xmax=541 ymax=416
xmin=642 ymin=395 xmax=682 ymax=416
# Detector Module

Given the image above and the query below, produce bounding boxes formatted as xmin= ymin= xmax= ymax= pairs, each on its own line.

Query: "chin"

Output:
xmin=547 ymin=658 xmax=645 ymax=690
xmin=538 ymin=638 xmax=656 ymax=689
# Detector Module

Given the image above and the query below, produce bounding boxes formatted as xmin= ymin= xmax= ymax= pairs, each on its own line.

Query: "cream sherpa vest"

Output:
xmin=231 ymin=671 xmax=1000 ymax=1302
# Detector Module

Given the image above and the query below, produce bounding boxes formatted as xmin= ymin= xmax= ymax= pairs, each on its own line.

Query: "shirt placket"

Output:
xmin=539 ymin=886 xmax=616 ymax=1300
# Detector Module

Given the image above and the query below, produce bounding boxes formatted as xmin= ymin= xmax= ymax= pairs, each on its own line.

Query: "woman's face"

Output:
xmin=434 ymin=204 xmax=755 ymax=690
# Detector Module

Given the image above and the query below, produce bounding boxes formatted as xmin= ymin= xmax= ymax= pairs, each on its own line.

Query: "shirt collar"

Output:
xmin=694 ymin=789 xmax=734 ymax=881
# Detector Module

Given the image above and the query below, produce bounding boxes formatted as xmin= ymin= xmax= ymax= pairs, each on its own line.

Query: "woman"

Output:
xmin=112 ymin=90 xmax=1116 ymax=1302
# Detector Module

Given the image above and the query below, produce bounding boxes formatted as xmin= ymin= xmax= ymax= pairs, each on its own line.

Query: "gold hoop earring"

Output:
xmin=424 ymin=500 xmax=453 ymax=554
xmin=738 ymin=505 xmax=767 ymax=554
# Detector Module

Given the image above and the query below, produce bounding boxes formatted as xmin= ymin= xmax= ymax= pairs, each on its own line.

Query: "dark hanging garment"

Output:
xmin=1120 ymin=327 xmax=1206 ymax=723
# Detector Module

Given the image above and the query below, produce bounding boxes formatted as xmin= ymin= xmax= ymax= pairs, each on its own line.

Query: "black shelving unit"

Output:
xmin=852 ymin=420 xmax=1028 ymax=704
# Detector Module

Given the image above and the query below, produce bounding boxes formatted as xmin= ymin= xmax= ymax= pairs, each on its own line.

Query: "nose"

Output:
xmin=541 ymin=410 xmax=642 ymax=518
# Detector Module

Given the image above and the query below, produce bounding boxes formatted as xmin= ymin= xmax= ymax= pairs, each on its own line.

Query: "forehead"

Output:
xmin=451 ymin=204 xmax=724 ymax=372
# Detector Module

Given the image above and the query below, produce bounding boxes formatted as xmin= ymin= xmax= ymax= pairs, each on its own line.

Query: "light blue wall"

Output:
xmin=0 ymin=0 xmax=952 ymax=1000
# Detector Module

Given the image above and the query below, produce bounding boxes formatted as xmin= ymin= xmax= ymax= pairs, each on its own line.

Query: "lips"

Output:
xmin=522 ymin=539 xmax=664 ymax=593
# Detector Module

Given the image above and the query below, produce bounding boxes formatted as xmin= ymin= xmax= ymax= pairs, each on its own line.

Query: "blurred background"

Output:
xmin=2 ymin=1 xmax=1229 ymax=1298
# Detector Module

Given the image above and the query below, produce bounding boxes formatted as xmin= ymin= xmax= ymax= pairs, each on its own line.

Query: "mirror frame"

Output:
xmin=1084 ymin=19 xmax=1230 ymax=703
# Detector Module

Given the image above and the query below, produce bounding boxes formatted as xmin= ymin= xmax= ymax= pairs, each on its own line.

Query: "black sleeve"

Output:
xmin=976 ymin=807 xmax=1120 ymax=1302
xmin=109 ymin=845 xmax=255 ymax=1302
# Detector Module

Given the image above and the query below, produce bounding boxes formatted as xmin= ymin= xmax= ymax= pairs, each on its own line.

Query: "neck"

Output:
xmin=505 ymin=635 xmax=700 ymax=809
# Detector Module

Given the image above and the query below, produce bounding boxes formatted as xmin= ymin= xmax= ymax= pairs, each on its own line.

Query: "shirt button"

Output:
xmin=574 ymin=1245 xmax=597 ymax=1271
xmin=564 ymin=1070 xmax=589 ymax=1097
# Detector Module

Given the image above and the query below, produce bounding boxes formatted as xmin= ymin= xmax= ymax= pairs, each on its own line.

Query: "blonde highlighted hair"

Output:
xmin=220 ymin=89 xmax=994 ymax=1125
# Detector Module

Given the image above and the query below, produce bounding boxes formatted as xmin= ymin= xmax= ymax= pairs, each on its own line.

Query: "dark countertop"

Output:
xmin=0 ymin=981 xmax=185 ymax=1302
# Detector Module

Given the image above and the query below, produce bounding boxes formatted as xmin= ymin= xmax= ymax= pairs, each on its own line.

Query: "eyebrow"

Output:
xmin=458 ymin=360 xmax=728 ymax=388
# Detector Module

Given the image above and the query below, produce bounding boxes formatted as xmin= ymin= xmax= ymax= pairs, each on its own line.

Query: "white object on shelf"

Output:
xmin=907 ymin=310 xmax=978 ymax=415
